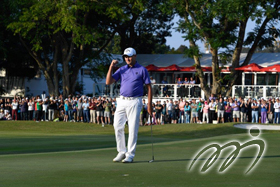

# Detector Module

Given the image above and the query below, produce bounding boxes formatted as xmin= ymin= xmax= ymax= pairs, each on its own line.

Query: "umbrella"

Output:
xmin=235 ymin=63 xmax=263 ymax=72
xmin=260 ymin=64 xmax=280 ymax=72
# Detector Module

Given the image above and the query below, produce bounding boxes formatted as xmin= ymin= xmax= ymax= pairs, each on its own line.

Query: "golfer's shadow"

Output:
xmin=133 ymin=155 xmax=280 ymax=164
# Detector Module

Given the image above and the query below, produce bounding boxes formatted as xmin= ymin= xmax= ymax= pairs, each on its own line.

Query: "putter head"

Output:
xmin=149 ymin=159 xmax=154 ymax=163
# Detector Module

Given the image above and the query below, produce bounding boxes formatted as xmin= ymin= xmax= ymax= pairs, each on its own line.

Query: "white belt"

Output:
xmin=120 ymin=96 xmax=142 ymax=100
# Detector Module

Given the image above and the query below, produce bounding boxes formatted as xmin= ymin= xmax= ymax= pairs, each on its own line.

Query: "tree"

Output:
xmin=0 ymin=0 xmax=38 ymax=78
xmin=7 ymin=0 xmax=121 ymax=97
xmin=115 ymin=0 xmax=174 ymax=54
xmin=169 ymin=0 xmax=280 ymax=98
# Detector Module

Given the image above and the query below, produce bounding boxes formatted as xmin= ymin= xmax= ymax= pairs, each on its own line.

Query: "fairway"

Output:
xmin=0 ymin=121 xmax=279 ymax=187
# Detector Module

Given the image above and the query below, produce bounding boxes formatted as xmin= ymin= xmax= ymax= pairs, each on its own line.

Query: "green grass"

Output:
xmin=0 ymin=121 xmax=279 ymax=187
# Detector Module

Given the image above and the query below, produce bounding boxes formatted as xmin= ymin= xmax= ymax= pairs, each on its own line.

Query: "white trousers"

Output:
xmin=114 ymin=97 xmax=142 ymax=159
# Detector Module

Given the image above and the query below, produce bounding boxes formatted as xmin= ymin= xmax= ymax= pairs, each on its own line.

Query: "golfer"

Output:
xmin=106 ymin=47 xmax=152 ymax=163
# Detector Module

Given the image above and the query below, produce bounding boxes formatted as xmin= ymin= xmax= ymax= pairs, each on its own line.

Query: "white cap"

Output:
xmin=123 ymin=47 xmax=136 ymax=57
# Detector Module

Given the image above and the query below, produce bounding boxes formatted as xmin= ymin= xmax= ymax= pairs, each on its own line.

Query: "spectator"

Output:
xmin=42 ymin=98 xmax=49 ymax=121
xmin=183 ymin=78 xmax=189 ymax=97
xmin=89 ymin=98 xmax=97 ymax=123
xmin=191 ymin=99 xmax=198 ymax=123
xmin=5 ymin=110 xmax=12 ymax=120
xmin=104 ymin=99 xmax=112 ymax=125
xmin=140 ymin=99 xmax=147 ymax=126
xmin=178 ymin=98 xmax=185 ymax=123
xmin=209 ymin=99 xmax=216 ymax=123
xmin=35 ymin=98 xmax=42 ymax=122
xmin=225 ymin=102 xmax=232 ymax=122
xmin=0 ymin=109 xmax=5 ymax=120
xmin=77 ymin=98 xmax=83 ymax=122
xmin=247 ymin=98 xmax=252 ymax=122
xmin=82 ymin=99 xmax=90 ymax=123
xmin=72 ymin=101 xmax=77 ymax=122
xmin=267 ymin=98 xmax=274 ymax=123
xmin=217 ymin=98 xmax=225 ymax=123
xmin=21 ymin=98 xmax=28 ymax=120
xmin=161 ymin=77 xmax=169 ymax=97
xmin=232 ymin=100 xmax=240 ymax=122
xmin=96 ymin=98 xmax=104 ymax=125
xmin=167 ymin=99 xmax=172 ymax=123
xmin=197 ymin=98 xmax=203 ymax=124
xmin=171 ymin=100 xmax=179 ymax=124
xmin=48 ymin=98 xmax=56 ymax=121
xmin=28 ymin=98 xmax=34 ymax=120
xmin=177 ymin=78 xmax=183 ymax=97
xmin=161 ymin=101 xmax=167 ymax=125
xmin=240 ymin=98 xmax=247 ymax=122
xmin=64 ymin=99 xmax=69 ymax=122
xmin=274 ymin=98 xmax=280 ymax=124
xmin=184 ymin=101 xmax=191 ymax=123
xmin=202 ymin=101 xmax=209 ymax=123
xmin=261 ymin=100 xmax=268 ymax=123
xmin=155 ymin=100 xmax=163 ymax=125
xmin=251 ymin=99 xmax=259 ymax=123
xmin=11 ymin=99 xmax=18 ymax=120
xmin=150 ymin=76 xmax=156 ymax=95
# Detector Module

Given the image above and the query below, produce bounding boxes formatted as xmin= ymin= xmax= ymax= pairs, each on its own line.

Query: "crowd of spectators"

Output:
xmin=140 ymin=94 xmax=278 ymax=125
xmin=1 ymin=94 xmax=279 ymax=126
xmin=0 ymin=95 xmax=116 ymax=126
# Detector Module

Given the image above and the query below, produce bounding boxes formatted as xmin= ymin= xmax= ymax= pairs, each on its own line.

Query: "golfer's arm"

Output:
xmin=146 ymin=84 xmax=153 ymax=115
xmin=106 ymin=65 xmax=116 ymax=85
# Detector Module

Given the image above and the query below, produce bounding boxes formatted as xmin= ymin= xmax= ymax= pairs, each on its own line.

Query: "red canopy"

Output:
xmin=179 ymin=66 xmax=213 ymax=72
xmin=145 ymin=65 xmax=230 ymax=72
xmin=235 ymin=63 xmax=263 ymax=72
xmin=260 ymin=64 xmax=280 ymax=72
xmin=145 ymin=64 xmax=159 ymax=71
xmin=179 ymin=66 xmax=196 ymax=72
xmin=158 ymin=64 xmax=181 ymax=71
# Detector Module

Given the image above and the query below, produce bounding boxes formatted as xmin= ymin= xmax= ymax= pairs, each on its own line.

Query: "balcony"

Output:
xmin=94 ymin=83 xmax=280 ymax=100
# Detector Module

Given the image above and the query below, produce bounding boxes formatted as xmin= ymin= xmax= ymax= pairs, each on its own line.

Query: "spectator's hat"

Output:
xmin=224 ymin=97 xmax=227 ymax=100
xmin=26 ymin=97 xmax=28 ymax=100
xmin=123 ymin=47 xmax=136 ymax=57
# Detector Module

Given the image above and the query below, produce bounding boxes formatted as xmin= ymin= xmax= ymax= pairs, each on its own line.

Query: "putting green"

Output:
xmin=0 ymin=122 xmax=279 ymax=187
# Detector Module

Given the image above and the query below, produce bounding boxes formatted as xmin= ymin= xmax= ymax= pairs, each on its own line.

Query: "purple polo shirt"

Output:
xmin=112 ymin=62 xmax=151 ymax=97
xmin=232 ymin=103 xmax=240 ymax=111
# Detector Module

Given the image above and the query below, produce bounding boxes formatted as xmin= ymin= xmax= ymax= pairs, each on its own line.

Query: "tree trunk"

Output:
xmin=19 ymin=35 xmax=59 ymax=97
xmin=210 ymin=48 xmax=221 ymax=95
xmin=189 ymin=40 xmax=211 ymax=98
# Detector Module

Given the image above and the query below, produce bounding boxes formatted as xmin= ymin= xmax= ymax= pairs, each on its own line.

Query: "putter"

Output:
xmin=149 ymin=114 xmax=155 ymax=163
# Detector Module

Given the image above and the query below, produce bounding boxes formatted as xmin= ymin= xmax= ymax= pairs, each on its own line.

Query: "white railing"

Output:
xmin=93 ymin=83 xmax=203 ymax=100
xmin=232 ymin=85 xmax=280 ymax=99
xmin=93 ymin=83 xmax=280 ymax=99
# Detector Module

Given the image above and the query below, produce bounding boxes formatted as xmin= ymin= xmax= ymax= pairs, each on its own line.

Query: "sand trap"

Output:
xmin=234 ymin=124 xmax=280 ymax=130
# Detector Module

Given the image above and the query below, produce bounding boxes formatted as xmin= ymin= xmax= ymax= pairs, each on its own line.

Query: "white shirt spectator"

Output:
xmin=12 ymin=102 xmax=18 ymax=110
xmin=209 ymin=102 xmax=216 ymax=111
xmin=274 ymin=102 xmax=280 ymax=112
xmin=28 ymin=102 xmax=34 ymax=111
xmin=42 ymin=102 xmax=49 ymax=111
xmin=167 ymin=102 xmax=172 ymax=111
